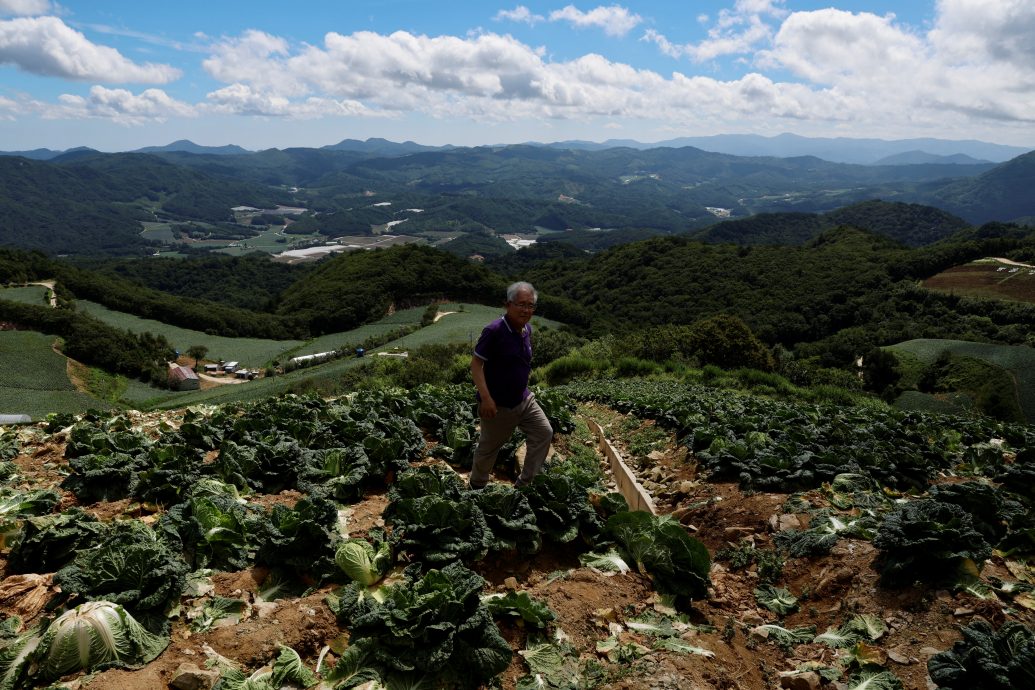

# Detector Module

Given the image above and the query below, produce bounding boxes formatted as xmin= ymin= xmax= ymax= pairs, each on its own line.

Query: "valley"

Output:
xmin=2 ymin=136 xmax=1035 ymax=690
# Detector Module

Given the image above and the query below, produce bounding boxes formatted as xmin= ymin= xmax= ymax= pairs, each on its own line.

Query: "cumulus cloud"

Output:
xmin=494 ymin=5 xmax=544 ymax=25
xmin=0 ymin=0 xmax=51 ymax=16
xmin=759 ymin=4 xmax=1035 ymax=127
xmin=929 ymin=0 xmax=1035 ymax=69
xmin=54 ymin=86 xmax=194 ymax=124
xmin=644 ymin=0 xmax=784 ymax=62
xmin=0 ymin=16 xmax=180 ymax=82
xmin=183 ymin=1 xmax=1035 ymax=140
xmin=549 ymin=4 xmax=642 ymax=37
xmin=203 ymin=82 xmax=389 ymax=119
xmin=194 ymin=26 xmax=852 ymax=129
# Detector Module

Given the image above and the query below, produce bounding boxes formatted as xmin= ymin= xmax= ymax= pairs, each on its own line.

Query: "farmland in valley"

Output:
xmin=0 ymin=330 xmax=110 ymax=418
xmin=74 ymin=299 xmax=303 ymax=366
xmin=923 ymin=258 xmax=1035 ymax=303
xmin=0 ymin=285 xmax=50 ymax=306
xmin=889 ymin=338 xmax=1035 ymax=422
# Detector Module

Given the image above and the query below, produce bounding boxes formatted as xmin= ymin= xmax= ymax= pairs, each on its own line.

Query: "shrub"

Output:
xmin=542 ymin=355 xmax=601 ymax=385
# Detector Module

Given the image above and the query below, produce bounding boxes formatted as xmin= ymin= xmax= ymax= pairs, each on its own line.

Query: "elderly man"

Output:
xmin=468 ymin=281 xmax=554 ymax=489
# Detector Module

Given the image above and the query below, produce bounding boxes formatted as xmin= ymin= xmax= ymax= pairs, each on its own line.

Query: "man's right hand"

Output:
xmin=479 ymin=398 xmax=498 ymax=419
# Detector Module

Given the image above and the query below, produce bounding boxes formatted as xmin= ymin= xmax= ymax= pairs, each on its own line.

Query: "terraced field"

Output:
xmin=889 ymin=338 xmax=1035 ymax=422
xmin=0 ymin=331 xmax=108 ymax=419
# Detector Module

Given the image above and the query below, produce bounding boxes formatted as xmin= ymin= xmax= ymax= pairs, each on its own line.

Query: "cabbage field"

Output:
xmin=1 ymin=379 xmax=1034 ymax=690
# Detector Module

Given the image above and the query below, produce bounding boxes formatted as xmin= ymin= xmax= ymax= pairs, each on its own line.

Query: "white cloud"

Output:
xmin=53 ymin=85 xmax=194 ymax=124
xmin=0 ymin=16 xmax=180 ymax=82
xmin=184 ymin=12 xmax=1035 ymax=142
xmin=548 ymin=4 xmax=642 ymax=37
xmin=761 ymin=9 xmax=924 ymax=85
xmin=203 ymin=82 xmax=390 ymax=119
xmin=494 ymin=5 xmax=544 ymax=25
xmin=929 ymin=0 xmax=1035 ymax=69
xmin=0 ymin=0 xmax=51 ymax=17
xmin=644 ymin=0 xmax=784 ymax=62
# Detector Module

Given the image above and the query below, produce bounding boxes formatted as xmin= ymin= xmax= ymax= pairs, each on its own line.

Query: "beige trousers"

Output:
xmin=470 ymin=393 xmax=553 ymax=488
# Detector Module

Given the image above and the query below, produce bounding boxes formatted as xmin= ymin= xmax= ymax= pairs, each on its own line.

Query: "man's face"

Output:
xmin=505 ymin=289 xmax=536 ymax=328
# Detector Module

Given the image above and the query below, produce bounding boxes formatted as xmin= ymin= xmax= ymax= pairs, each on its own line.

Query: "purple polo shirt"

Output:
xmin=474 ymin=315 xmax=532 ymax=408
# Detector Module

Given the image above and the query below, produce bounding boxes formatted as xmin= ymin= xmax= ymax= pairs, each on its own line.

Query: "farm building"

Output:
xmin=223 ymin=361 xmax=240 ymax=373
xmin=168 ymin=365 xmax=200 ymax=391
xmin=0 ymin=414 xmax=31 ymax=425
xmin=204 ymin=363 xmax=219 ymax=374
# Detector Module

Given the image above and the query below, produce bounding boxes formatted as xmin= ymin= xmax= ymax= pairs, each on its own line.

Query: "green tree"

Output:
xmin=688 ymin=314 xmax=775 ymax=371
xmin=186 ymin=344 xmax=208 ymax=369
xmin=862 ymin=347 xmax=901 ymax=399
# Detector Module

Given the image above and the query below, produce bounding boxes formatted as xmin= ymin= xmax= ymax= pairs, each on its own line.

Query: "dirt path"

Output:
xmin=198 ymin=372 xmax=246 ymax=385
xmin=26 ymin=280 xmax=57 ymax=307
xmin=433 ymin=310 xmax=457 ymax=322
xmin=992 ymin=257 xmax=1035 ymax=268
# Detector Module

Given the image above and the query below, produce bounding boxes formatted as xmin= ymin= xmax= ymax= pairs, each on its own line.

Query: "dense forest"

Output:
xmin=4 ymin=216 xmax=1035 ymax=373
xmin=3 ymin=144 xmax=1034 ymax=258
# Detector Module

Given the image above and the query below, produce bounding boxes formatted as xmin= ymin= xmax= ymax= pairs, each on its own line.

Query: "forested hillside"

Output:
xmin=523 ymin=227 xmax=1035 ymax=364
xmin=0 ymin=153 xmax=292 ymax=255
xmin=3 ymin=143 xmax=1033 ymax=257
xmin=692 ymin=201 xmax=970 ymax=247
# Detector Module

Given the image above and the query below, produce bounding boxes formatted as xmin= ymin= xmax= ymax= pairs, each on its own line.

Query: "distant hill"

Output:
xmin=923 ymin=151 xmax=1035 ymax=224
xmin=322 ymin=137 xmax=450 ymax=156
xmin=134 ymin=139 xmax=252 ymax=155
xmin=0 ymin=153 xmax=292 ymax=254
xmin=873 ymin=150 xmax=992 ymax=166
xmin=0 ymin=148 xmax=65 ymax=161
xmin=543 ymin=133 xmax=1028 ymax=164
xmin=691 ymin=200 xmax=970 ymax=247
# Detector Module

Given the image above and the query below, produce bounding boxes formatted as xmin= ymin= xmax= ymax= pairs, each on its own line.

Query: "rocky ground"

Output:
xmin=1 ymin=402 xmax=1033 ymax=690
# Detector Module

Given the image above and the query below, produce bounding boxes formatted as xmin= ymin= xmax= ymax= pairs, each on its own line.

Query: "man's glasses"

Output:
xmin=511 ymin=302 xmax=537 ymax=310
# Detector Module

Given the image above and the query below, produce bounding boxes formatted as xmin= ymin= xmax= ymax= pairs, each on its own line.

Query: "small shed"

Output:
xmin=235 ymin=369 xmax=251 ymax=380
xmin=204 ymin=363 xmax=219 ymax=374
xmin=0 ymin=414 xmax=32 ymax=425
xmin=223 ymin=361 xmax=239 ymax=373
xmin=168 ymin=365 xmax=201 ymax=391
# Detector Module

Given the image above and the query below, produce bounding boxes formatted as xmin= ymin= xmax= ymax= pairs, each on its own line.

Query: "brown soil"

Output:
xmin=924 ymin=260 xmax=1035 ymax=304
xmin=2 ymin=403 xmax=1033 ymax=690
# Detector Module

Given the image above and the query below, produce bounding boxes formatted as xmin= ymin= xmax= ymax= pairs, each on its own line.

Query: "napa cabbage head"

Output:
xmin=336 ymin=537 xmax=393 ymax=589
xmin=36 ymin=601 xmax=169 ymax=681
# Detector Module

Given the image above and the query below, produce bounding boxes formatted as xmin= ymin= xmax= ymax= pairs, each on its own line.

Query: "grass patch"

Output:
xmin=889 ymin=339 xmax=1035 ymax=422
xmin=0 ymin=286 xmax=51 ymax=306
xmin=74 ymin=299 xmax=302 ymax=366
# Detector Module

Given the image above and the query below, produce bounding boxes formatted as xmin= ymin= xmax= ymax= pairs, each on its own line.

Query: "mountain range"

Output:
xmin=2 ymin=139 xmax=1034 ymax=257
xmin=3 ymin=133 xmax=1029 ymax=165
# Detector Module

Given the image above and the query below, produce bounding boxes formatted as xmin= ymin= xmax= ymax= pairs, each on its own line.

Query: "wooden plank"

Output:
xmin=586 ymin=419 xmax=656 ymax=515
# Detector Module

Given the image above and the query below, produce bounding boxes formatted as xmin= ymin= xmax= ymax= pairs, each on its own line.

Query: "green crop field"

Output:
xmin=888 ymin=338 xmax=1035 ymax=422
xmin=381 ymin=303 xmax=560 ymax=351
xmin=0 ymin=302 xmax=563 ymax=417
xmin=75 ymin=300 xmax=302 ymax=366
xmin=0 ymin=285 xmax=51 ymax=306
xmin=0 ymin=331 xmax=109 ymax=420
xmin=286 ymin=306 xmax=426 ymax=358
xmin=215 ymin=227 xmax=328 ymax=256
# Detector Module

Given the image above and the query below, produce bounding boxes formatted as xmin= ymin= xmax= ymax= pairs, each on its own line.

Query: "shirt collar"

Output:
xmin=501 ymin=314 xmax=528 ymax=335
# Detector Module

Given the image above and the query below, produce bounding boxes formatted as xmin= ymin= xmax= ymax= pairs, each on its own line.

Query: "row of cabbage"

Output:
xmin=560 ymin=378 xmax=1035 ymax=690
xmin=0 ymin=385 xmax=710 ymax=690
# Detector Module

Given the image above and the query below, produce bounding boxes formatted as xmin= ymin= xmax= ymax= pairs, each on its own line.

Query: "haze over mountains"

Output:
xmin=3 ymin=133 xmax=1028 ymax=166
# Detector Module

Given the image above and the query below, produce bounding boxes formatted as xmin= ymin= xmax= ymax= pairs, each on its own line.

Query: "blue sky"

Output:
xmin=1 ymin=1 xmax=1032 ymax=151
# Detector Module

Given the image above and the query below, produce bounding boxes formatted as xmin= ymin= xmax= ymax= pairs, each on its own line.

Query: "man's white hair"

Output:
xmin=506 ymin=281 xmax=537 ymax=303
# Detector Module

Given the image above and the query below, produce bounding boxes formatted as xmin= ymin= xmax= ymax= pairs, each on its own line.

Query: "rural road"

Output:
xmin=992 ymin=257 xmax=1035 ymax=268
